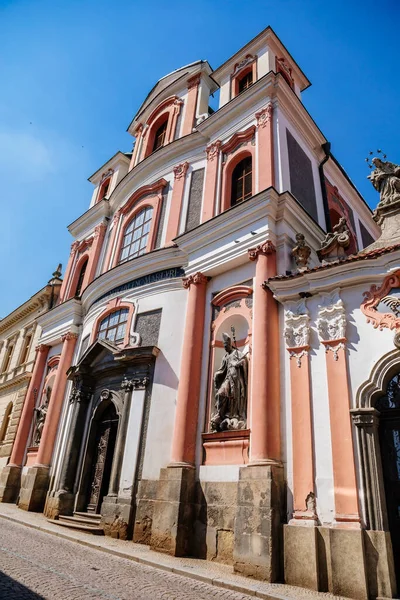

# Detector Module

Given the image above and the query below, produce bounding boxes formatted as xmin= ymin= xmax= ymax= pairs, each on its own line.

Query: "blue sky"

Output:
xmin=0 ymin=0 xmax=399 ymax=317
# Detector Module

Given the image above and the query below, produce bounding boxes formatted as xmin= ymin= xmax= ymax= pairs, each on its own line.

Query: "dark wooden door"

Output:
xmin=377 ymin=373 xmax=400 ymax=584
xmin=86 ymin=404 xmax=118 ymax=514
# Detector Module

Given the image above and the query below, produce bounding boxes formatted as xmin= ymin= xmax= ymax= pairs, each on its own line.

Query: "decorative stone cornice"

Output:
xmin=206 ymin=141 xmax=221 ymax=162
xmin=187 ymin=73 xmax=201 ymax=90
xmin=173 ymin=162 xmax=189 ymax=181
xmin=255 ymin=103 xmax=273 ymax=128
xmin=316 ymin=289 xmax=346 ymax=359
xmin=248 ymin=241 xmax=276 ymax=261
xmin=284 ymin=300 xmax=310 ymax=368
xmin=182 ymin=272 xmax=209 ymax=289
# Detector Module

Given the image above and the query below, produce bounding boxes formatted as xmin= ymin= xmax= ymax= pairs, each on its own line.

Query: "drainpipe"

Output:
xmin=319 ymin=141 xmax=332 ymax=232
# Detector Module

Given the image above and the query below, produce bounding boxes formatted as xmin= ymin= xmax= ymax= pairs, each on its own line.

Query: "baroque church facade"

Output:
xmin=1 ymin=26 xmax=400 ymax=599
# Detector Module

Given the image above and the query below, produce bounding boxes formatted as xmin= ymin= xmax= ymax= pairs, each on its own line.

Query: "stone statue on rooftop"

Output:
xmin=317 ymin=217 xmax=350 ymax=263
xmin=368 ymin=158 xmax=400 ymax=208
xmin=291 ymin=233 xmax=311 ymax=272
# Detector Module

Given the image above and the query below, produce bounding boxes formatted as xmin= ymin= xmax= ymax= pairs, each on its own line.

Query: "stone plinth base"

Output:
xmin=100 ymin=495 xmax=132 ymax=540
xmin=150 ymin=466 xmax=196 ymax=557
xmin=233 ymin=464 xmax=284 ymax=582
xmin=0 ymin=465 xmax=21 ymax=503
xmin=18 ymin=466 xmax=50 ymax=512
xmin=133 ymin=479 xmax=158 ymax=545
xmin=285 ymin=525 xmax=397 ymax=599
xmin=44 ymin=490 xmax=75 ymax=519
xmin=284 ymin=525 xmax=319 ymax=590
xmin=202 ymin=430 xmax=249 ymax=465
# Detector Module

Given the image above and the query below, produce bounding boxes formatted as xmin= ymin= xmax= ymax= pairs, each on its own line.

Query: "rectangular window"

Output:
xmin=19 ymin=334 xmax=32 ymax=365
xmin=2 ymin=344 xmax=14 ymax=373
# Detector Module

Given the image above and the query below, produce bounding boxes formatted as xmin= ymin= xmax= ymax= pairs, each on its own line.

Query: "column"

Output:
xmin=102 ymin=210 xmax=122 ymax=273
xmin=85 ymin=222 xmax=107 ymax=285
xmin=59 ymin=242 xmax=79 ymax=303
xmin=57 ymin=384 xmax=91 ymax=495
xmin=170 ymin=272 xmax=208 ymax=466
xmin=202 ymin=141 xmax=221 ymax=222
xmin=129 ymin=124 xmax=143 ymax=170
xmin=256 ymin=103 xmax=274 ymax=192
xmin=35 ymin=332 xmax=78 ymax=467
xmin=248 ymin=241 xmax=281 ymax=463
xmin=107 ymin=377 xmax=136 ymax=496
xmin=182 ymin=74 xmax=201 ymax=136
xmin=284 ymin=300 xmax=317 ymax=524
xmin=165 ymin=162 xmax=189 ymax=243
xmin=9 ymin=345 xmax=50 ymax=467
xmin=317 ymin=290 xmax=360 ymax=527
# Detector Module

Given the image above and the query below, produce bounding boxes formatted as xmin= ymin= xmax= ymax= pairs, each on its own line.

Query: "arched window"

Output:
xmin=152 ymin=120 xmax=168 ymax=152
xmin=97 ymin=309 xmax=129 ymax=344
xmin=119 ymin=206 xmax=153 ymax=264
xmin=238 ymin=70 xmax=253 ymax=94
xmin=231 ymin=156 xmax=252 ymax=206
xmin=0 ymin=403 xmax=12 ymax=442
xmin=74 ymin=258 xmax=88 ymax=297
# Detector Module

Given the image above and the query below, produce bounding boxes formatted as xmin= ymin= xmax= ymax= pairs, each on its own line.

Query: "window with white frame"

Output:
xmin=119 ymin=206 xmax=153 ymax=264
xmin=97 ymin=309 xmax=129 ymax=344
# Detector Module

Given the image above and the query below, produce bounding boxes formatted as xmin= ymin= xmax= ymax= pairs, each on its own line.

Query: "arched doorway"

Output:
xmin=376 ymin=372 xmax=400 ymax=585
xmin=85 ymin=402 xmax=119 ymax=514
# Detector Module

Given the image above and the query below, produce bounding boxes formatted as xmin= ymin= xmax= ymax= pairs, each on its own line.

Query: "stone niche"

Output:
xmin=202 ymin=285 xmax=253 ymax=466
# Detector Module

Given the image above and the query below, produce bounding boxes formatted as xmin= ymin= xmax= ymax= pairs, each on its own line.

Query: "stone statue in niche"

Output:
xmin=32 ymin=386 xmax=51 ymax=446
xmin=211 ymin=331 xmax=248 ymax=432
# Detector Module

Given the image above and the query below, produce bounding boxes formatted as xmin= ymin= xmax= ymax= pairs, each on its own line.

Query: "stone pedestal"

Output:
xmin=100 ymin=495 xmax=132 ymax=540
xmin=233 ymin=464 xmax=284 ymax=582
xmin=284 ymin=525 xmax=319 ymax=590
xmin=329 ymin=528 xmax=368 ymax=600
xmin=44 ymin=490 xmax=75 ymax=519
xmin=18 ymin=466 xmax=50 ymax=512
xmin=364 ymin=530 xmax=396 ymax=600
xmin=150 ymin=466 xmax=196 ymax=557
xmin=0 ymin=465 xmax=22 ymax=503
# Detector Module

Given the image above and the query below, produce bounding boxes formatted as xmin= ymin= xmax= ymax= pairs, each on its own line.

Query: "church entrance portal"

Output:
xmin=85 ymin=403 xmax=118 ymax=514
xmin=376 ymin=372 xmax=400 ymax=585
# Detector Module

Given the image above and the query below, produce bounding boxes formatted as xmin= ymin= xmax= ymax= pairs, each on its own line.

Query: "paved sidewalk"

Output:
xmin=0 ymin=503 xmax=344 ymax=600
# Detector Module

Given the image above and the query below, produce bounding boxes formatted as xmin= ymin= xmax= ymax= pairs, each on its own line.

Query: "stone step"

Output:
xmin=48 ymin=518 xmax=104 ymax=535
xmin=74 ymin=511 xmax=101 ymax=522
xmin=58 ymin=514 xmax=101 ymax=527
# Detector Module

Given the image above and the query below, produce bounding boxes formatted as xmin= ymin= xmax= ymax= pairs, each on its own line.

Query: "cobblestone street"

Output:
xmin=0 ymin=519 xmax=257 ymax=600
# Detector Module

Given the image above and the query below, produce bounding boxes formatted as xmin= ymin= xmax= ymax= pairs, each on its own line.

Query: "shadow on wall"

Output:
xmin=152 ymin=351 xmax=179 ymax=390
xmin=0 ymin=570 xmax=45 ymax=599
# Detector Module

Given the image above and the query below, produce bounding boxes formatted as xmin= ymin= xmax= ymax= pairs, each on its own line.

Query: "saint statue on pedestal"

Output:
xmin=32 ymin=387 xmax=51 ymax=446
xmin=211 ymin=331 xmax=248 ymax=432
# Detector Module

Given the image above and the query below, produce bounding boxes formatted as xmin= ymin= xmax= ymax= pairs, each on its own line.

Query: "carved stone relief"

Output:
xmin=284 ymin=299 xmax=310 ymax=367
xmin=316 ymin=289 xmax=346 ymax=360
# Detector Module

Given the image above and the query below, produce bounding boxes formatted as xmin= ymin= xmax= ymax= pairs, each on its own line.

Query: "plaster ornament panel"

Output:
xmin=284 ymin=299 xmax=310 ymax=349
xmin=317 ymin=290 xmax=346 ymax=359
xmin=173 ymin=161 xmax=189 ymax=180
xmin=317 ymin=217 xmax=350 ymax=263
xmin=255 ymin=104 xmax=273 ymax=128
xmin=232 ymin=54 xmax=255 ymax=77
xmin=361 ymin=271 xmax=400 ymax=331
xmin=206 ymin=141 xmax=221 ymax=162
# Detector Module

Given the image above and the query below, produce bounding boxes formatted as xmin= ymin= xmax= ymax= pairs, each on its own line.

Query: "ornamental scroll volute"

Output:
xmin=208 ymin=285 xmax=252 ymax=432
xmin=361 ymin=271 xmax=400 ymax=331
